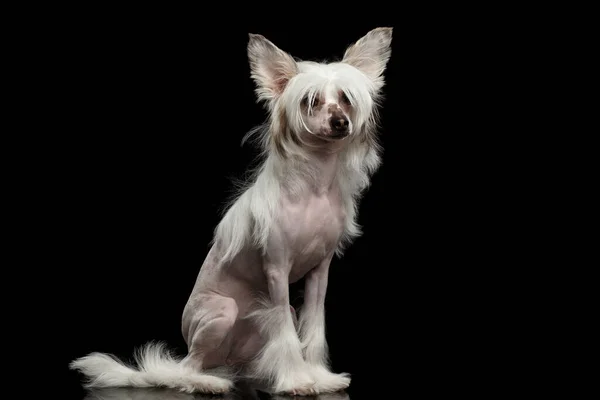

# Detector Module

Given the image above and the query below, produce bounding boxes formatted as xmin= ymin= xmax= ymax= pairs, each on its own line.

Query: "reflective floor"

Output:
xmin=81 ymin=386 xmax=350 ymax=400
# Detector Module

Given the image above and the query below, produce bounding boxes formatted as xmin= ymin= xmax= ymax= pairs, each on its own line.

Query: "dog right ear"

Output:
xmin=342 ymin=27 xmax=393 ymax=91
xmin=247 ymin=34 xmax=298 ymax=102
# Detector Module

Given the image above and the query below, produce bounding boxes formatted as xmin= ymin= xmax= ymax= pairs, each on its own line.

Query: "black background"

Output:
xmin=41 ymin=7 xmax=525 ymax=400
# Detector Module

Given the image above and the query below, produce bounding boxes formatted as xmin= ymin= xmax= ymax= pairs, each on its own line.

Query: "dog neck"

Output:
xmin=275 ymin=139 xmax=345 ymax=197
xmin=303 ymin=148 xmax=340 ymax=194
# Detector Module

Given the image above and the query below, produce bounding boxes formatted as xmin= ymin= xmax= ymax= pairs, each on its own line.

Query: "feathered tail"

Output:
xmin=69 ymin=342 xmax=234 ymax=394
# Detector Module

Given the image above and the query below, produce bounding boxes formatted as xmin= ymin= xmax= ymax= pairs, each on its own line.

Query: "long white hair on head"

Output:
xmin=212 ymin=28 xmax=393 ymax=263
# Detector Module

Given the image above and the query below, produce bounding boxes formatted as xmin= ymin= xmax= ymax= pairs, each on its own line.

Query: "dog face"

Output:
xmin=247 ymin=28 xmax=392 ymax=150
xmin=290 ymin=62 xmax=357 ymax=140
xmin=297 ymin=79 xmax=353 ymax=141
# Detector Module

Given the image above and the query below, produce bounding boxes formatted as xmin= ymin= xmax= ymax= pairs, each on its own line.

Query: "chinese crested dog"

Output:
xmin=71 ymin=27 xmax=392 ymax=396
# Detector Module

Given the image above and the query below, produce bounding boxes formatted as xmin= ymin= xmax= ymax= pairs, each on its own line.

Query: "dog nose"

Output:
xmin=331 ymin=116 xmax=349 ymax=132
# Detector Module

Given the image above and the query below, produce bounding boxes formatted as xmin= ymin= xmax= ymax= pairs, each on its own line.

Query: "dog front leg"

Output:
xmin=249 ymin=260 xmax=315 ymax=395
xmin=298 ymin=254 xmax=351 ymax=393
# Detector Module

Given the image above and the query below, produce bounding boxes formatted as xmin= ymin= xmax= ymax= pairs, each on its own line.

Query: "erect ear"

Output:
xmin=342 ymin=27 xmax=393 ymax=89
xmin=248 ymin=33 xmax=298 ymax=102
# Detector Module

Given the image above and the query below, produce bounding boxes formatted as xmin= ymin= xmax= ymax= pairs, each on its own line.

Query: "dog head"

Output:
xmin=247 ymin=28 xmax=392 ymax=152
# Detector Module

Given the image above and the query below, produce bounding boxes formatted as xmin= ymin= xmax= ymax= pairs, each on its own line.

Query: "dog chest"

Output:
xmin=277 ymin=193 xmax=344 ymax=275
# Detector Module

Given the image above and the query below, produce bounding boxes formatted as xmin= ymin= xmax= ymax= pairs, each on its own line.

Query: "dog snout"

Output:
xmin=330 ymin=115 xmax=349 ymax=133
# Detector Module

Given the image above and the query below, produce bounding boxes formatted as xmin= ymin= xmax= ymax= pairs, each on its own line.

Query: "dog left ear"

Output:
xmin=248 ymin=34 xmax=298 ymax=102
xmin=342 ymin=27 xmax=393 ymax=90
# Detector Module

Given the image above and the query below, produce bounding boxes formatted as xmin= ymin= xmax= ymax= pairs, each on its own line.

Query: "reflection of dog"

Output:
xmin=270 ymin=391 xmax=351 ymax=400
xmin=83 ymin=387 xmax=350 ymax=400
xmin=83 ymin=387 xmax=244 ymax=400
xmin=83 ymin=387 xmax=205 ymax=400
xmin=71 ymin=27 xmax=392 ymax=396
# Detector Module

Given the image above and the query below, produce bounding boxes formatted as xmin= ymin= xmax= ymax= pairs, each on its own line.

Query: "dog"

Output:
xmin=70 ymin=27 xmax=392 ymax=396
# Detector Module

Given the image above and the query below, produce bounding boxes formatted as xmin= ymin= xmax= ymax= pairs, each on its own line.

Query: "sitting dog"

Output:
xmin=71 ymin=27 xmax=392 ymax=396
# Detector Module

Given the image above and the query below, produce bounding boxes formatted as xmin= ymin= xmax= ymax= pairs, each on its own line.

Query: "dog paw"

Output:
xmin=274 ymin=372 xmax=316 ymax=396
xmin=308 ymin=365 xmax=351 ymax=393
xmin=188 ymin=374 xmax=234 ymax=394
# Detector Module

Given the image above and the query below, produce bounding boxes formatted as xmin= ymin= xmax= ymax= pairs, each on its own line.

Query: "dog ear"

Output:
xmin=247 ymin=34 xmax=298 ymax=102
xmin=342 ymin=27 xmax=393 ymax=89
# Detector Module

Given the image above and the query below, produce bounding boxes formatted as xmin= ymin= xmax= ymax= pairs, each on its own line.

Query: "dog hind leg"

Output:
xmin=179 ymin=294 xmax=239 ymax=391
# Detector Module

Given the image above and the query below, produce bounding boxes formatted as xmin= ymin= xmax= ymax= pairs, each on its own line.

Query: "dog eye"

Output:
xmin=302 ymin=96 xmax=319 ymax=108
xmin=340 ymin=92 xmax=351 ymax=105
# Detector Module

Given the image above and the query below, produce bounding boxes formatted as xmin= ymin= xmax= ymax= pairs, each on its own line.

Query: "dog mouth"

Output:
xmin=316 ymin=131 xmax=350 ymax=141
xmin=329 ymin=132 xmax=349 ymax=139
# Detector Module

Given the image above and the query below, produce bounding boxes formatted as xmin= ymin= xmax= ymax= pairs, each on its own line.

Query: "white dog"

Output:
xmin=71 ymin=27 xmax=392 ymax=396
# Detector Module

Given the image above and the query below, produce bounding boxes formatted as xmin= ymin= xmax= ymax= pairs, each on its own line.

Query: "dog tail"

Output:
xmin=69 ymin=342 xmax=234 ymax=394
